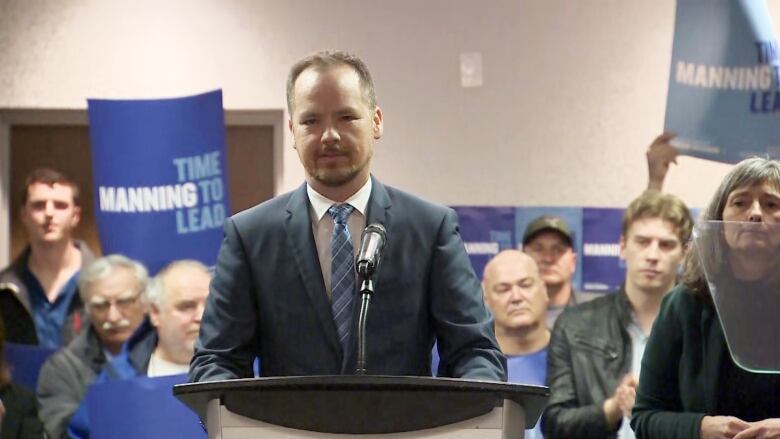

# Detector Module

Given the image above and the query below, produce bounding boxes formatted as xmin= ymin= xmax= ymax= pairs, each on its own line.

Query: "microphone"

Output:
xmin=355 ymin=223 xmax=387 ymax=278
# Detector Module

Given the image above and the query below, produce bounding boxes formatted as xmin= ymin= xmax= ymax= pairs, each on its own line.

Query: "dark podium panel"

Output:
xmin=174 ymin=376 xmax=548 ymax=438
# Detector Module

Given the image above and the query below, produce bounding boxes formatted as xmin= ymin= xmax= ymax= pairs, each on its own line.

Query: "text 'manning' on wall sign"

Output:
xmin=665 ymin=0 xmax=780 ymax=164
xmin=87 ymin=90 xmax=230 ymax=274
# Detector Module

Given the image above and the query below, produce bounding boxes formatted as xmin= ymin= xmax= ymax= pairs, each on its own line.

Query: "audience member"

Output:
xmin=0 ymin=317 xmax=44 ymax=439
xmin=67 ymin=260 xmax=211 ymax=438
xmin=189 ymin=50 xmax=505 ymax=382
xmin=482 ymin=250 xmax=549 ymax=439
xmin=522 ymin=216 xmax=593 ymax=326
xmin=0 ymin=168 xmax=95 ymax=348
xmin=632 ymin=157 xmax=780 ymax=439
xmin=543 ymin=191 xmax=693 ymax=439
xmin=37 ymin=255 xmax=147 ymax=439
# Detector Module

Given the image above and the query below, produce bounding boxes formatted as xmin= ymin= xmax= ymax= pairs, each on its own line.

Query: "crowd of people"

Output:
xmin=1 ymin=50 xmax=779 ymax=439
xmin=0 ymin=170 xmax=211 ymax=438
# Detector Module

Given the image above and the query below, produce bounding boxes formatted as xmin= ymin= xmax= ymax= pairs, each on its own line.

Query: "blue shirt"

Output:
xmin=23 ymin=267 xmax=79 ymax=349
xmin=506 ymin=348 xmax=548 ymax=439
xmin=432 ymin=345 xmax=548 ymax=438
xmin=506 ymin=348 xmax=547 ymax=386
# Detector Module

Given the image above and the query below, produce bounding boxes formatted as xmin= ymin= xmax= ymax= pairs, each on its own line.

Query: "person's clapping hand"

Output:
xmin=700 ymin=415 xmax=750 ymax=439
xmin=603 ymin=374 xmax=638 ymax=428
xmin=733 ymin=418 xmax=780 ymax=439
xmin=615 ymin=374 xmax=638 ymax=418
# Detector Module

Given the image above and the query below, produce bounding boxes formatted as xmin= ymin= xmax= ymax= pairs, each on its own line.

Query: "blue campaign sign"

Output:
xmin=86 ymin=374 xmax=205 ymax=439
xmin=452 ymin=206 xmax=516 ymax=280
xmin=5 ymin=342 xmax=55 ymax=391
xmin=665 ymin=0 xmax=780 ymax=163
xmin=515 ymin=207 xmax=584 ymax=292
xmin=87 ymin=90 xmax=230 ymax=273
xmin=581 ymin=208 xmax=625 ymax=292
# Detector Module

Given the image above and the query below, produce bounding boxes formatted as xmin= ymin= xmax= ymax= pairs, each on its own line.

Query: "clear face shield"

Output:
xmin=693 ymin=220 xmax=780 ymax=373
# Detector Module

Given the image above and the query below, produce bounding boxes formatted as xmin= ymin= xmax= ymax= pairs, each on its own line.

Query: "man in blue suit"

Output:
xmin=189 ymin=51 xmax=505 ymax=381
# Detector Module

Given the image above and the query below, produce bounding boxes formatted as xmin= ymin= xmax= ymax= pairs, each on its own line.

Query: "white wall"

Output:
xmin=1 ymin=0 xmax=776 ymax=217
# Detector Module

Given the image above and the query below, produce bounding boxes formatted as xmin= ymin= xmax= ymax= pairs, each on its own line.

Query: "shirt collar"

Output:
xmin=307 ymin=178 xmax=372 ymax=221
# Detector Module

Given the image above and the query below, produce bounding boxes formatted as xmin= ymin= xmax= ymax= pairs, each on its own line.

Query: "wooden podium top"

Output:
xmin=174 ymin=375 xmax=549 ymax=434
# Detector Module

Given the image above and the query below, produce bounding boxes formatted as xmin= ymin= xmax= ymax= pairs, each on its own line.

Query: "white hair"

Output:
xmin=78 ymin=254 xmax=149 ymax=302
xmin=144 ymin=259 xmax=210 ymax=308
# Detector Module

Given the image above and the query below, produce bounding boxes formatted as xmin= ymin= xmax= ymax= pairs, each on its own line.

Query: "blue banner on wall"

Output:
xmin=452 ymin=206 xmax=516 ymax=280
xmin=87 ymin=90 xmax=229 ymax=274
xmin=665 ymin=0 xmax=780 ymax=163
xmin=454 ymin=206 xmax=630 ymax=293
xmin=581 ymin=208 xmax=625 ymax=292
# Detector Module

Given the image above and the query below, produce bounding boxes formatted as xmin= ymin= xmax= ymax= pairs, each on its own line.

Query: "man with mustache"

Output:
xmin=0 ymin=168 xmax=95 ymax=348
xmin=37 ymin=255 xmax=147 ymax=439
xmin=542 ymin=191 xmax=692 ymax=439
xmin=66 ymin=260 xmax=211 ymax=438
xmin=190 ymin=51 xmax=505 ymax=381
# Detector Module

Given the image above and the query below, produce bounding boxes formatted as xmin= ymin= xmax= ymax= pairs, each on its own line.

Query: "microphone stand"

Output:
xmin=355 ymin=276 xmax=374 ymax=375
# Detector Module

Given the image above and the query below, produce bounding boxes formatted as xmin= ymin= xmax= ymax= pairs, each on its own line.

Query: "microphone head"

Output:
xmin=362 ymin=223 xmax=386 ymax=241
xmin=356 ymin=223 xmax=387 ymax=277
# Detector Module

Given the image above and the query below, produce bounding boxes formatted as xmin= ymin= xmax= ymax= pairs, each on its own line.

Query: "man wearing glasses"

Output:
xmin=36 ymin=255 xmax=148 ymax=439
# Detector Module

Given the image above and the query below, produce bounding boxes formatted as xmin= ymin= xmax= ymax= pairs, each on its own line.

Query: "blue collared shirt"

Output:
xmin=23 ymin=267 xmax=79 ymax=349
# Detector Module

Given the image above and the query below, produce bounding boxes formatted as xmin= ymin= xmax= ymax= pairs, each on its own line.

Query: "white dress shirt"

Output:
xmin=307 ymin=178 xmax=371 ymax=299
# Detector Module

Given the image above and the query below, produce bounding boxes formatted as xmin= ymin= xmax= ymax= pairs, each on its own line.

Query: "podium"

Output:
xmin=174 ymin=376 xmax=548 ymax=438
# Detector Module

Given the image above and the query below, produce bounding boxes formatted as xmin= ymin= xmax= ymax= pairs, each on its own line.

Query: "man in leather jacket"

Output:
xmin=542 ymin=191 xmax=692 ymax=439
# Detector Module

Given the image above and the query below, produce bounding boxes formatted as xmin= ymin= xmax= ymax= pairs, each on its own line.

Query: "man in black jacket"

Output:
xmin=0 ymin=168 xmax=94 ymax=348
xmin=542 ymin=191 xmax=692 ymax=439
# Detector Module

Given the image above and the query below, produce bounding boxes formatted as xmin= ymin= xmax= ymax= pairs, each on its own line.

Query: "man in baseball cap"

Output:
xmin=521 ymin=216 xmax=586 ymax=327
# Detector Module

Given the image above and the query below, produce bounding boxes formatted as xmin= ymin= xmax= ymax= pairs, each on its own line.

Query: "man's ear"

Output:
xmin=149 ymin=304 xmax=162 ymax=328
xmin=373 ymin=106 xmax=384 ymax=139
xmin=619 ymin=235 xmax=627 ymax=260
xmin=71 ymin=205 xmax=82 ymax=227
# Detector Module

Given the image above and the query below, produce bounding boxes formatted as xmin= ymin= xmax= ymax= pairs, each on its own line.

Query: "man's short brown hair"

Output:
xmin=622 ymin=191 xmax=693 ymax=244
xmin=21 ymin=167 xmax=80 ymax=206
xmin=286 ymin=50 xmax=377 ymax=114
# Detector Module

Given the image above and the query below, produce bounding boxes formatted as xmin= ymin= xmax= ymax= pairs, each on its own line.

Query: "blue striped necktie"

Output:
xmin=328 ymin=203 xmax=355 ymax=361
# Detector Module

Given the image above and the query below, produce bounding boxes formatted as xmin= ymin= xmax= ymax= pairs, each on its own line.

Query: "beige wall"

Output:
xmin=1 ymin=0 xmax=777 ymax=262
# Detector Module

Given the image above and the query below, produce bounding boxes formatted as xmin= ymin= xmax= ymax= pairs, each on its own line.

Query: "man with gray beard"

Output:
xmin=37 ymin=255 xmax=147 ymax=439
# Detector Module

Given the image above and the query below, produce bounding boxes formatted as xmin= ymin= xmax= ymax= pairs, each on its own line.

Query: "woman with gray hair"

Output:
xmin=632 ymin=157 xmax=780 ymax=439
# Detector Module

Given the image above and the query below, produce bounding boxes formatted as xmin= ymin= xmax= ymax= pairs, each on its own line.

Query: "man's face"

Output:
xmin=150 ymin=267 xmax=210 ymax=364
xmin=20 ymin=183 xmax=80 ymax=245
xmin=523 ymin=231 xmax=576 ymax=288
xmin=86 ymin=267 xmax=146 ymax=352
xmin=483 ymin=254 xmax=548 ymax=331
xmin=288 ymin=65 xmax=383 ymax=191
xmin=621 ymin=217 xmax=684 ymax=296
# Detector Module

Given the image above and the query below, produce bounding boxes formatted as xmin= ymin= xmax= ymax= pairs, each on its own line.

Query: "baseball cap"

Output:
xmin=522 ymin=216 xmax=573 ymax=247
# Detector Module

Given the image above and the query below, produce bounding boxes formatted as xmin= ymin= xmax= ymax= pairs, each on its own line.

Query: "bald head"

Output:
xmin=147 ymin=260 xmax=211 ymax=365
xmin=482 ymin=250 xmax=548 ymax=332
xmin=483 ymin=250 xmax=540 ymax=283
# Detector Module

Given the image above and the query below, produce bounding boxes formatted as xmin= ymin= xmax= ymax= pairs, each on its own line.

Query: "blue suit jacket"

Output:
xmin=189 ymin=178 xmax=506 ymax=381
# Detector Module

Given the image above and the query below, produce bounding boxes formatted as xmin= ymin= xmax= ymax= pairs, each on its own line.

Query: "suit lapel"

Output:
xmin=285 ymin=183 xmax=341 ymax=355
xmin=364 ymin=176 xmax=393 ymax=285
